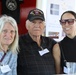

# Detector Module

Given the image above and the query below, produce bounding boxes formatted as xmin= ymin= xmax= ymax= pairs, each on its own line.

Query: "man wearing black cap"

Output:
xmin=17 ymin=8 xmax=60 ymax=75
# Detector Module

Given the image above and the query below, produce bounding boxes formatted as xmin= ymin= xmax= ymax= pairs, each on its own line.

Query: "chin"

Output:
xmin=35 ymin=35 xmax=40 ymax=36
xmin=33 ymin=33 xmax=41 ymax=36
xmin=5 ymin=42 xmax=12 ymax=45
xmin=65 ymin=33 xmax=71 ymax=36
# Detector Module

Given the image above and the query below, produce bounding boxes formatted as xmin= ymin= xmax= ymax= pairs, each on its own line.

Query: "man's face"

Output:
xmin=26 ymin=20 xmax=45 ymax=37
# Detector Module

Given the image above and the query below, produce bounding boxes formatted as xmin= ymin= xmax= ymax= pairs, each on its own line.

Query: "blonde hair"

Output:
xmin=0 ymin=15 xmax=19 ymax=54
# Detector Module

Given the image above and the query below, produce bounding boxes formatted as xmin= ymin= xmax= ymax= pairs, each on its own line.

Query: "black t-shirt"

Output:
xmin=59 ymin=36 xmax=76 ymax=71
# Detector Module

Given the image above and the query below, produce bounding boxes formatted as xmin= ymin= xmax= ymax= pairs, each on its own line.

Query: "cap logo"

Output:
xmin=30 ymin=9 xmax=43 ymax=16
xmin=34 ymin=10 xmax=40 ymax=15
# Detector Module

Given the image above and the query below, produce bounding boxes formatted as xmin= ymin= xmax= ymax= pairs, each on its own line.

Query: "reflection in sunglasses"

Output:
xmin=59 ymin=19 xmax=76 ymax=25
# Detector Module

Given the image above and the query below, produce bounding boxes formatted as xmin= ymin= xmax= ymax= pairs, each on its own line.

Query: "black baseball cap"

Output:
xmin=27 ymin=8 xmax=45 ymax=21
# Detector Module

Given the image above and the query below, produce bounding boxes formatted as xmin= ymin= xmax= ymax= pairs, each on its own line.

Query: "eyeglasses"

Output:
xmin=59 ymin=19 xmax=76 ymax=25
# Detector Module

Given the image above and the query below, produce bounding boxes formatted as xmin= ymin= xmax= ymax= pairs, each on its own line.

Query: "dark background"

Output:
xmin=0 ymin=0 xmax=36 ymax=35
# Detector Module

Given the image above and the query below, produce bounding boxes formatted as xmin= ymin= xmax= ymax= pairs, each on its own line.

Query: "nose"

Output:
xmin=34 ymin=23 xmax=40 ymax=27
xmin=5 ymin=31 xmax=12 ymax=37
xmin=65 ymin=21 xmax=69 ymax=25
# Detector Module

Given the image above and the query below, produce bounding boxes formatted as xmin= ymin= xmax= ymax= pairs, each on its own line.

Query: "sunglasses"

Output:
xmin=59 ymin=19 xmax=76 ymax=25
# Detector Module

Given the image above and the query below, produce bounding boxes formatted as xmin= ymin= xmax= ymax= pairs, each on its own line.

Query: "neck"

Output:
xmin=2 ymin=45 xmax=9 ymax=53
xmin=29 ymin=34 xmax=41 ymax=46
xmin=67 ymin=34 xmax=76 ymax=39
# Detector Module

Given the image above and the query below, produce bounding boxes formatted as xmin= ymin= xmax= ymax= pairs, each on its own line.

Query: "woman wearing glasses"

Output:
xmin=59 ymin=11 xmax=76 ymax=74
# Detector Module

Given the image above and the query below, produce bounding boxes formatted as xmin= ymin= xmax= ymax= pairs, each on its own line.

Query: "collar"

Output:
xmin=66 ymin=36 xmax=76 ymax=41
xmin=25 ymin=33 xmax=43 ymax=44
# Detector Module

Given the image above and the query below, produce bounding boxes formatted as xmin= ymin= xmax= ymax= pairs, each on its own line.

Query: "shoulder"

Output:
xmin=19 ymin=34 xmax=27 ymax=40
xmin=8 ymin=51 xmax=17 ymax=58
xmin=53 ymin=43 xmax=60 ymax=50
xmin=53 ymin=43 xmax=61 ymax=58
xmin=42 ymin=36 xmax=57 ymax=44
xmin=5 ymin=51 xmax=17 ymax=63
xmin=11 ymin=52 xmax=18 ymax=59
xmin=53 ymin=43 xmax=60 ymax=54
xmin=41 ymin=36 xmax=57 ymax=50
xmin=19 ymin=34 xmax=29 ymax=44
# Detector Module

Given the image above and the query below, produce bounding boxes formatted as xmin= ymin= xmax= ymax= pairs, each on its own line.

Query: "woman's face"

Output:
xmin=0 ymin=22 xmax=16 ymax=47
xmin=60 ymin=13 xmax=76 ymax=37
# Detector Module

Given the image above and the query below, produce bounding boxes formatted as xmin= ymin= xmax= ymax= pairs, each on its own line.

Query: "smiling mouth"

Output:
xmin=65 ymin=28 xmax=71 ymax=30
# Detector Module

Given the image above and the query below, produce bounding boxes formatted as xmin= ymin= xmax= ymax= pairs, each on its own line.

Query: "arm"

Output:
xmin=53 ymin=43 xmax=61 ymax=74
